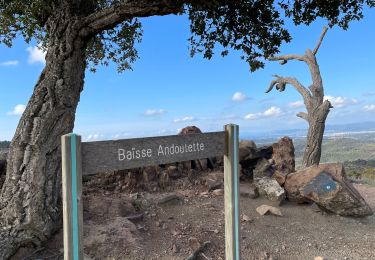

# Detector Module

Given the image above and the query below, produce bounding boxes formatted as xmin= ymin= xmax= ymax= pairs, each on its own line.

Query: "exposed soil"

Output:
xmin=11 ymin=170 xmax=375 ymax=260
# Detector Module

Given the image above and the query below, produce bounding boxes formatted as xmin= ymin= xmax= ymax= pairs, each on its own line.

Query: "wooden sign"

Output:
xmin=81 ymin=131 xmax=225 ymax=175
xmin=61 ymin=125 xmax=240 ymax=260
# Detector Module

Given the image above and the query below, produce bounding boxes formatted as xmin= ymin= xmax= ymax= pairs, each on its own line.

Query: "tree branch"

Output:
xmin=265 ymin=75 xmax=312 ymax=102
xmin=80 ymin=0 xmax=184 ymax=37
xmin=312 ymin=26 xmax=328 ymax=55
xmin=297 ymin=112 xmax=309 ymax=121
xmin=268 ymin=54 xmax=305 ymax=65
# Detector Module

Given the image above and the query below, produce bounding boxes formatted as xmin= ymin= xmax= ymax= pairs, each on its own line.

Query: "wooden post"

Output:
xmin=62 ymin=133 xmax=84 ymax=260
xmin=224 ymin=124 xmax=241 ymax=260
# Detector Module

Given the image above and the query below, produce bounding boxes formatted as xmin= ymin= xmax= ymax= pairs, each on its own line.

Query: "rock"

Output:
xmin=272 ymin=170 xmax=289 ymax=186
xmin=314 ymin=257 xmax=326 ymax=260
xmin=254 ymin=177 xmax=286 ymax=203
xmin=256 ymin=205 xmax=283 ymax=216
xmin=253 ymin=158 xmax=274 ymax=178
xmin=158 ymin=170 xmax=170 ymax=189
xmin=206 ymin=179 xmax=223 ymax=191
xmin=157 ymin=193 xmax=181 ymax=205
xmin=178 ymin=126 xmax=202 ymax=135
xmin=178 ymin=126 xmax=213 ymax=171
xmin=142 ymin=165 xmax=159 ymax=183
xmin=241 ymin=214 xmax=252 ymax=222
xmin=272 ymin=136 xmax=295 ymax=175
xmin=240 ymin=140 xmax=257 ymax=149
xmin=257 ymin=146 xmax=273 ymax=159
xmin=188 ymin=237 xmax=201 ymax=251
xmin=239 ymin=183 xmax=259 ymax=199
xmin=181 ymin=161 xmax=192 ymax=171
xmin=239 ymin=144 xmax=273 ymax=179
xmin=166 ymin=165 xmax=181 ymax=179
xmin=284 ymin=163 xmax=373 ymax=217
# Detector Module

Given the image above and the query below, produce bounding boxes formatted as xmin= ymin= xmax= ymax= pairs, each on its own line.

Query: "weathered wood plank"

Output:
xmin=224 ymin=124 xmax=241 ymax=260
xmin=81 ymin=131 xmax=225 ymax=175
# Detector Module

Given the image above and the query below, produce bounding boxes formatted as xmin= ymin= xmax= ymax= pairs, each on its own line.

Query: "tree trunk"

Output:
xmin=302 ymin=100 xmax=331 ymax=167
xmin=0 ymin=18 xmax=86 ymax=258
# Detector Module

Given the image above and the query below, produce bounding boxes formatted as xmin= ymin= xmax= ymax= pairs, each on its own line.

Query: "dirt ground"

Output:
xmin=12 ymin=170 xmax=375 ymax=260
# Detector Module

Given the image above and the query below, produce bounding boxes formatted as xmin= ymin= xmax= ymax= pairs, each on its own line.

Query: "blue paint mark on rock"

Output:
xmin=301 ymin=171 xmax=337 ymax=198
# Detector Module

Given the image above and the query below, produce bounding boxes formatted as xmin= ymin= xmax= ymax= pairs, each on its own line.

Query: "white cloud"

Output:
xmin=232 ymin=92 xmax=248 ymax=102
xmin=363 ymin=104 xmax=375 ymax=111
xmin=26 ymin=45 xmax=46 ymax=64
xmin=173 ymin=116 xmax=196 ymax=123
xmin=288 ymin=100 xmax=304 ymax=108
xmin=144 ymin=109 xmax=166 ymax=116
xmin=86 ymin=133 xmax=105 ymax=141
xmin=7 ymin=104 xmax=26 ymax=116
xmin=0 ymin=60 xmax=18 ymax=66
xmin=111 ymin=132 xmax=130 ymax=139
xmin=324 ymin=95 xmax=358 ymax=108
xmin=243 ymin=106 xmax=283 ymax=120
xmin=263 ymin=106 xmax=282 ymax=117
xmin=244 ymin=113 xmax=257 ymax=120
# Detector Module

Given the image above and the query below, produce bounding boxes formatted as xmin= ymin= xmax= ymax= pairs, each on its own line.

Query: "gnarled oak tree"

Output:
xmin=1 ymin=0 xmax=374 ymax=258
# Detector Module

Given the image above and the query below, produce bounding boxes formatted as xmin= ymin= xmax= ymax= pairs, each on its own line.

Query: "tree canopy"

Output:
xmin=1 ymin=0 xmax=374 ymax=72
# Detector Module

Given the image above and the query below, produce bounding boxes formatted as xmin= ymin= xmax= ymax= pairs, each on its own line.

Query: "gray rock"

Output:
xmin=253 ymin=158 xmax=274 ymax=178
xmin=157 ymin=193 xmax=182 ymax=205
xmin=254 ymin=176 xmax=286 ymax=204
xmin=240 ymin=183 xmax=259 ymax=199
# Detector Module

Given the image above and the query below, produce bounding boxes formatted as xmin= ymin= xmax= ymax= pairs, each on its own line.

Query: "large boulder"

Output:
xmin=178 ymin=126 xmax=211 ymax=171
xmin=271 ymin=137 xmax=295 ymax=186
xmin=284 ymin=163 xmax=373 ymax=217
xmin=254 ymin=176 xmax=286 ymax=204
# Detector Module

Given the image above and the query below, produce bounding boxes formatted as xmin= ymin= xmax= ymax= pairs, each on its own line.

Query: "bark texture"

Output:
xmin=0 ymin=1 xmax=185 ymax=258
xmin=0 ymin=9 xmax=86 ymax=259
xmin=265 ymin=27 xmax=332 ymax=168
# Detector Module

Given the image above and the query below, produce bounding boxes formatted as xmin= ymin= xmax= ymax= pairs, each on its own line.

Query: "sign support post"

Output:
xmin=224 ymin=124 xmax=241 ymax=260
xmin=62 ymin=133 xmax=84 ymax=260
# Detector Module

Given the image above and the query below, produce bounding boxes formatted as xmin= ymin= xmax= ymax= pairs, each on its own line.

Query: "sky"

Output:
xmin=0 ymin=8 xmax=374 ymax=141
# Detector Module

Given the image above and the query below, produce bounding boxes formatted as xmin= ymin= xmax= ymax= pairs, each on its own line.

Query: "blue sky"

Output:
xmin=0 ymin=8 xmax=374 ymax=141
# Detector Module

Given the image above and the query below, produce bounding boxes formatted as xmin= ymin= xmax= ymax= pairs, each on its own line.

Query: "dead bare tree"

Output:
xmin=265 ymin=26 xmax=332 ymax=168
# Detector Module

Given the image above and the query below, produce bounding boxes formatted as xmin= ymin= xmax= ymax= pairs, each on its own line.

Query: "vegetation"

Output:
xmin=0 ymin=141 xmax=10 ymax=150
xmin=293 ymin=137 xmax=375 ymax=166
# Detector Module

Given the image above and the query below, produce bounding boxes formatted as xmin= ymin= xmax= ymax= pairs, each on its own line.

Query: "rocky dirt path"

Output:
xmin=11 ymin=173 xmax=375 ymax=260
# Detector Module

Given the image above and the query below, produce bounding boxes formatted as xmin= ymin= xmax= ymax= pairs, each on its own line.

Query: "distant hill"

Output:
xmin=240 ymin=121 xmax=375 ymax=140
xmin=243 ymin=131 xmax=375 ymax=168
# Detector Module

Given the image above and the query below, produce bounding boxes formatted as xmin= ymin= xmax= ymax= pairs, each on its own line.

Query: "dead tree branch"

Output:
xmin=265 ymin=75 xmax=312 ymax=104
xmin=313 ymin=26 xmax=328 ymax=55
xmin=297 ymin=112 xmax=308 ymax=121
xmin=265 ymin=26 xmax=331 ymax=167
